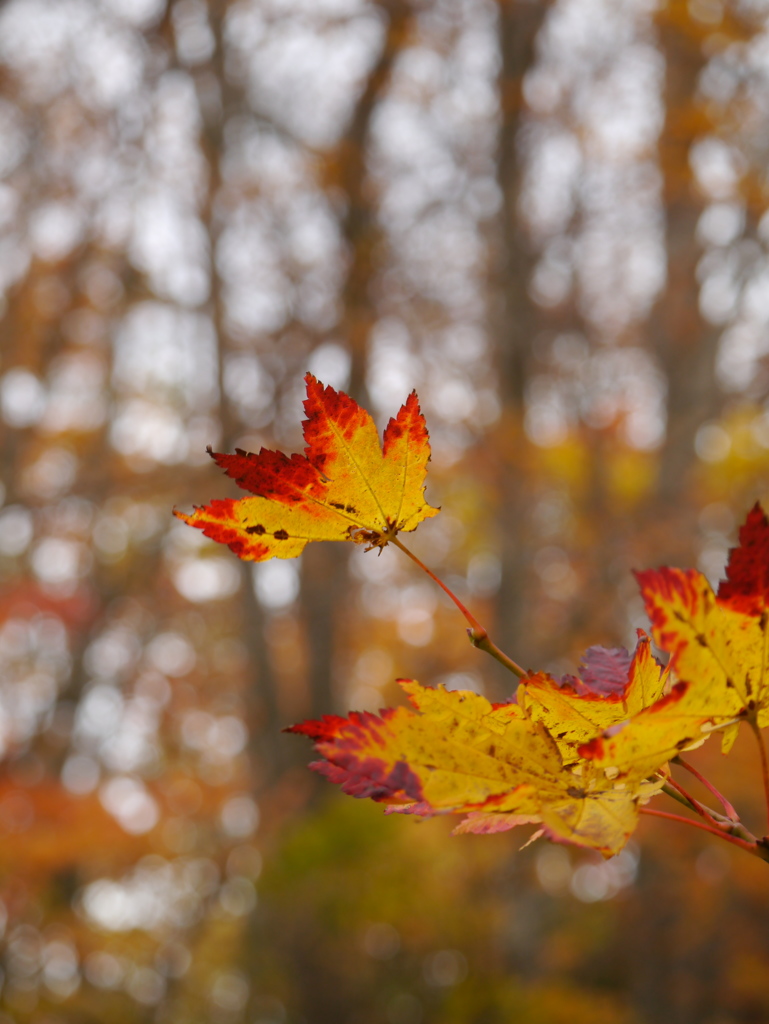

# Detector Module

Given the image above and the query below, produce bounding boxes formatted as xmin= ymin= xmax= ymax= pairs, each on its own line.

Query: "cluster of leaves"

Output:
xmin=180 ymin=376 xmax=769 ymax=860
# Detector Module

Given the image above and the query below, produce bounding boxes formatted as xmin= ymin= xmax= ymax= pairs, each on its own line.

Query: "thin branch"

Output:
xmin=661 ymin=781 xmax=702 ymax=814
xmin=391 ymin=537 xmax=482 ymax=629
xmin=661 ymin=778 xmax=754 ymax=844
xmin=673 ymin=756 xmax=739 ymax=821
xmin=749 ymin=720 xmax=769 ymax=835
xmin=468 ymin=629 xmax=527 ymax=679
xmin=391 ymin=537 xmax=526 ymax=678
xmin=664 ymin=775 xmax=721 ymax=827
xmin=640 ymin=808 xmax=763 ymax=858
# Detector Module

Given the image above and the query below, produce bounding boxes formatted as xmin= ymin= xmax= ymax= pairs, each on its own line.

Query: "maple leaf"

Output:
xmin=175 ymin=374 xmax=439 ymax=561
xmin=573 ymin=579 xmax=742 ymax=780
xmin=289 ymin=681 xmax=658 ymax=857
xmin=518 ymin=632 xmax=668 ymax=761
xmin=578 ymin=681 xmax=712 ymax=782
xmin=579 ymin=506 xmax=769 ymax=777
xmin=452 ymin=787 xmax=651 ymax=858
xmin=637 ymin=566 xmax=759 ymax=745
xmin=289 ymin=683 xmax=558 ymax=812
xmin=561 ymin=645 xmax=634 ymax=697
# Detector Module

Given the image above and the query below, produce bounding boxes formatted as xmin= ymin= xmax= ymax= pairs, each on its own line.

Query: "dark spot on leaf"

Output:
xmin=345 ymin=505 xmax=358 ymax=514
xmin=246 ymin=524 xmax=266 ymax=535
xmin=330 ymin=501 xmax=346 ymax=510
xmin=566 ymin=786 xmax=585 ymax=799
xmin=274 ymin=529 xmax=289 ymax=540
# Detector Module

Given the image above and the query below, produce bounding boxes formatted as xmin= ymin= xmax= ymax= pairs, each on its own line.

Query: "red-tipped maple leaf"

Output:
xmin=579 ymin=503 xmax=769 ymax=771
xmin=175 ymin=374 xmax=439 ymax=560
xmin=288 ymin=680 xmax=662 ymax=857
xmin=518 ymin=632 xmax=668 ymax=760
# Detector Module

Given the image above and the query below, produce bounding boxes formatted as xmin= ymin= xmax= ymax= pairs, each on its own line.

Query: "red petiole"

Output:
xmin=640 ymin=808 xmax=767 ymax=859
xmin=392 ymin=536 xmax=525 ymax=678
xmin=673 ymin=756 xmax=739 ymax=821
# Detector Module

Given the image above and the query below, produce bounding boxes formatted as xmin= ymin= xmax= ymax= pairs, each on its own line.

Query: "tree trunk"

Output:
xmin=492 ymin=0 xmax=553 ymax=677
xmin=648 ymin=5 xmax=720 ymax=560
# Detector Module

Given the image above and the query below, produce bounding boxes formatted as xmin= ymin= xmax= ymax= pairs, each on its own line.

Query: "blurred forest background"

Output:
xmin=3 ymin=0 xmax=769 ymax=1021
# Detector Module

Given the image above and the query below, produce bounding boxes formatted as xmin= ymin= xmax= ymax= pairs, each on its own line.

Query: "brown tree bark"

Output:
xmin=647 ymin=4 xmax=720 ymax=563
xmin=333 ymin=0 xmax=416 ymax=409
xmin=491 ymin=0 xmax=554 ymax=676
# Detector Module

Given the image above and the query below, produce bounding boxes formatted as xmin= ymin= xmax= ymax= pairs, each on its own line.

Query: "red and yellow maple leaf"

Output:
xmin=518 ymin=632 xmax=668 ymax=761
xmin=636 ymin=567 xmax=749 ymax=748
xmin=580 ymin=504 xmax=769 ymax=777
xmin=578 ymin=681 xmax=712 ymax=781
xmin=572 ymin=583 xmax=735 ymax=780
xmin=633 ymin=508 xmax=769 ymax=742
xmin=289 ymin=681 xmax=660 ymax=857
xmin=176 ymin=374 xmax=439 ymax=560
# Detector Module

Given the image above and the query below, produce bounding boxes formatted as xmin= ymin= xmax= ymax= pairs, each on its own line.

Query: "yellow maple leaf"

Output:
xmin=579 ymin=681 xmax=713 ymax=781
xmin=175 ymin=374 xmax=439 ymax=561
xmin=289 ymin=681 xmax=657 ymax=856
xmin=518 ymin=633 xmax=667 ymax=761
xmin=638 ymin=567 xmax=757 ymax=751
xmin=540 ymin=783 xmax=656 ymax=854
xmin=579 ymin=560 xmax=768 ymax=779
xmin=453 ymin=786 xmax=651 ymax=858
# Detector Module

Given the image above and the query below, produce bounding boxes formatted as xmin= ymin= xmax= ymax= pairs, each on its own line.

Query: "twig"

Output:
xmin=640 ymin=808 xmax=764 ymax=858
xmin=749 ymin=720 xmax=769 ymax=835
xmin=661 ymin=781 xmax=699 ymax=814
xmin=673 ymin=756 xmax=739 ymax=821
xmin=664 ymin=775 xmax=721 ymax=827
xmin=392 ymin=537 xmax=526 ymax=678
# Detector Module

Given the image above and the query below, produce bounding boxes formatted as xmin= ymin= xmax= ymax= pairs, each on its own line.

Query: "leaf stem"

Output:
xmin=748 ymin=719 xmax=769 ymax=835
xmin=661 ymin=778 xmax=754 ymax=843
xmin=391 ymin=537 xmax=526 ymax=678
xmin=673 ymin=756 xmax=739 ymax=821
xmin=468 ymin=630 xmax=526 ymax=679
xmin=663 ymin=775 xmax=720 ymax=827
xmin=640 ymin=808 xmax=767 ymax=859
xmin=660 ymin=781 xmax=699 ymax=814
